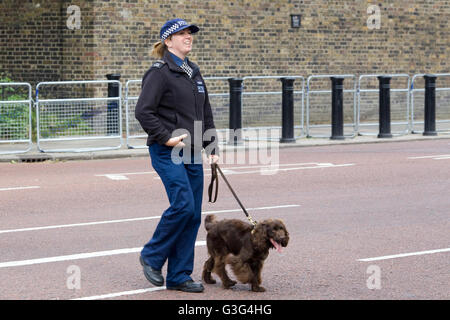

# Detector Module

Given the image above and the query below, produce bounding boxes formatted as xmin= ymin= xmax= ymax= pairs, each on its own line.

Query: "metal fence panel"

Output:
xmin=2 ymin=73 xmax=442 ymax=155
xmin=357 ymin=74 xmax=410 ymax=136
xmin=203 ymin=76 xmax=230 ymax=141
xmin=36 ymin=80 xmax=122 ymax=153
xmin=410 ymin=73 xmax=450 ymax=134
xmin=241 ymin=76 xmax=305 ymax=141
xmin=124 ymin=77 xmax=232 ymax=149
xmin=306 ymin=74 xmax=357 ymax=138
xmin=124 ymin=80 xmax=146 ymax=149
xmin=0 ymin=82 xmax=33 ymax=155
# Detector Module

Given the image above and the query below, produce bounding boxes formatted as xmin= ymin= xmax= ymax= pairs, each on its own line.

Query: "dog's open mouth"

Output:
xmin=270 ymin=238 xmax=283 ymax=253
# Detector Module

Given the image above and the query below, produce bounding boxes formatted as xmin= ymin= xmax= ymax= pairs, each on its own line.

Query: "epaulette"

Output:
xmin=141 ymin=60 xmax=166 ymax=88
xmin=151 ymin=59 xmax=166 ymax=69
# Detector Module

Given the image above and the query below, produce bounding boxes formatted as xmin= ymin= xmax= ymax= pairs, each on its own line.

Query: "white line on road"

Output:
xmin=152 ymin=163 xmax=354 ymax=180
xmin=0 ymin=186 xmax=40 ymax=192
xmin=72 ymin=287 xmax=167 ymax=300
xmin=208 ymin=163 xmax=355 ymax=176
xmin=408 ymin=154 xmax=450 ymax=160
xmin=0 ymin=241 xmax=207 ymax=269
xmin=98 ymin=162 xmax=355 ymax=180
xmin=95 ymin=171 xmax=156 ymax=178
xmin=103 ymin=174 xmax=131 ymax=181
xmin=96 ymin=170 xmax=157 ymax=180
xmin=357 ymin=247 xmax=450 ymax=262
xmin=0 ymin=204 xmax=299 ymax=235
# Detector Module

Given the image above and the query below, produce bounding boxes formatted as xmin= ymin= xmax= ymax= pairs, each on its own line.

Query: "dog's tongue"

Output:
xmin=270 ymin=238 xmax=283 ymax=253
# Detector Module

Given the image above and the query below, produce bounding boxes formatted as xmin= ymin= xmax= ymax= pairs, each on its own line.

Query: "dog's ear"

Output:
xmin=258 ymin=219 xmax=278 ymax=229
xmin=255 ymin=221 xmax=268 ymax=234
xmin=261 ymin=219 xmax=272 ymax=228
xmin=278 ymin=219 xmax=289 ymax=235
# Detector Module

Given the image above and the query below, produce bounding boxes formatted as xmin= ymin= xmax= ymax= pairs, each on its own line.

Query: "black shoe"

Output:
xmin=140 ymin=256 xmax=164 ymax=287
xmin=167 ymin=280 xmax=204 ymax=293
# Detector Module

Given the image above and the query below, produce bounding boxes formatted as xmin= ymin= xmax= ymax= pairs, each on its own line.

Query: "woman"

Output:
xmin=135 ymin=18 xmax=219 ymax=293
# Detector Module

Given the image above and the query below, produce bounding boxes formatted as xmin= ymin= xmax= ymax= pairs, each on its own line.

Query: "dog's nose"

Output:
xmin=281 ymin=237 xmax=289 ymax=247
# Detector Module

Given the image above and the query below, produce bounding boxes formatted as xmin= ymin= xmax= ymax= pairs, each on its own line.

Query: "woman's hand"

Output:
xmin=208 ymin=154 xmax=219 ymax=164
xmin=164 ymin=134 xmax=188 ymax=147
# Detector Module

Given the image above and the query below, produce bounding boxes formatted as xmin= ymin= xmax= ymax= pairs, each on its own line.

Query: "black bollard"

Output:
xmin=279 ymin=77 xmax=296 ymax=143
xmin=330 ymin=77 xmax=345 ymax=140
xmin=423 ymin=74 xmax=438 ymax=136
xmin=377 ymin=76 xmax=392 ymax=138
xmin=228 ymin=78 xmax=243 ymax=145
xmin=106 ymin=73 xmax=121 ymax=135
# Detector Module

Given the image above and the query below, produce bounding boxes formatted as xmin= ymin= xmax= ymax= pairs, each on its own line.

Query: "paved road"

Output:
xmin=0 ymin=139 xmax=449 ymax=300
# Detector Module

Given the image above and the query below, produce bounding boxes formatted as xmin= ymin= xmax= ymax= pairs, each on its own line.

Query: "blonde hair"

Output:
xmin=151 ymin=38 xmax=170 ymax=59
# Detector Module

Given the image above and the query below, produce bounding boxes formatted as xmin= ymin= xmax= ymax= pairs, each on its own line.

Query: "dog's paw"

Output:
xmin=204 ymin=277 xmax=216 ymax=284
xmin=202 ymin=273 xmax=217 ymax=284
xmin=251 ymin=285 xmax=266 ymax=292
xmin=223 ymin=280 xmax=237 ymax=289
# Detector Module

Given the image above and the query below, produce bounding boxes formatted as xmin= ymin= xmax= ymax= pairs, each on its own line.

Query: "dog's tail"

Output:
xmin=204 ymin=214 xmax=218 ymax=231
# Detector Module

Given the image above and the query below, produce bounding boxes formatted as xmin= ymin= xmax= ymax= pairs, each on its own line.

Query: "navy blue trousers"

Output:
xmin=141 ymin=143 xmax=203 ymax=287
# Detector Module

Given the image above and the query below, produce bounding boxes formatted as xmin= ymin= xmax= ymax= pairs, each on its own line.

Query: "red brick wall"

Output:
xmin=1 ymin=0 xmax=449 ymax=84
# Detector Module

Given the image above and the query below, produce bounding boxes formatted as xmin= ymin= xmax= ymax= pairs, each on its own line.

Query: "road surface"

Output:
xmin=0 ymin=139 xmax=449 ymax=300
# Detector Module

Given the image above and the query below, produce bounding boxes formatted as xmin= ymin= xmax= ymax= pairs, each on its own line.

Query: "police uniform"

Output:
xmin=135 ymin=52 xmax=217 ymax=153
xmin=135 ymin=20 xmax=218 ymax=290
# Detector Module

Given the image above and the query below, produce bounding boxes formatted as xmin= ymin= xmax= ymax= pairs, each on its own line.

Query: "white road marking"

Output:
xmin=214 ymin=163 xmax=355 ymax=176
xmin=0 ymin=204 xmax=300 ymax=235
xmin=72 ymin=287 xmax=167 ymax=300
xmin=0 ymin=241 xmax=207 ymax=269
xmin=96 ymin=171 xmax=156 ymax=176
xmin=0 ymin=216 xmax=161 ymax=235
xmin=97 ymin=162 xmax=355 ymax=180
xmin=95 ymin=171 xmax=156 ymax=180
xmin=152 ymin=163 xmax=355 ymax=180
xmin=0 ymin=186 xmax=40 ymax=192
xmin=104 ymin=174 xmax=130 ymax=181
xmin=357 ymin=247 xmax=450 ymax=262
xmin=408 ymin=154 xmax=450 ymax=160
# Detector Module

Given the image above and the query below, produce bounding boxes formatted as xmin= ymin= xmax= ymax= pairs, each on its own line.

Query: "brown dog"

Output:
xmin=202 ymin=214 xmax=289 ymax=292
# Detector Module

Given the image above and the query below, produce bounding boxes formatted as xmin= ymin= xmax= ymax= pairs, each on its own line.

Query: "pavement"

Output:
xmin=1 ymin=131 xmax=450 ymax=163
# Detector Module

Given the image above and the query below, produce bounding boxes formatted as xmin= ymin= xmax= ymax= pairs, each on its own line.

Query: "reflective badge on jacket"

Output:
xmin=197 ymin=81 xmax=205 ymax=93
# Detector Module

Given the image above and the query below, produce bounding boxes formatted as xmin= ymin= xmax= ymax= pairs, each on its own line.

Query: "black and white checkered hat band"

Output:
xmin=161 ymin=21 xmax=188 ymax=41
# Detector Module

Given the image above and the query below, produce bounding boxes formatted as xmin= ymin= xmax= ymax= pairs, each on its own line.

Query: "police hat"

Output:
xmin=160 ymin=18 xmax=200 ymax=42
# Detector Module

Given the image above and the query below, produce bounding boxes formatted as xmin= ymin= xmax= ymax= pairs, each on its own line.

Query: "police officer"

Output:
xmin=135 ymin=18 xmax=219 ymax=293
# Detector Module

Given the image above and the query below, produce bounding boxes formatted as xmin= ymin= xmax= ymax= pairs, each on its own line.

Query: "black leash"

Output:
xmin=208 ymin=163 xmax=258 ymax=227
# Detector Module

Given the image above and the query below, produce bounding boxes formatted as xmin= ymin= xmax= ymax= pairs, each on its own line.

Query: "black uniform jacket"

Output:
xmin=135 ymin=51 xmax=218 ymax=155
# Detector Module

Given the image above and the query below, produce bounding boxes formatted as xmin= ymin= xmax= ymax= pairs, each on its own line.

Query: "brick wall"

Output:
xmin=87 ymin=0 xmax=450 ymax=79
xmin=0 ymin=0 xmax=64 ymax=84
xmin=2 ymin=0 xmax=449 ymax=83
xmin=1 ymin=0 xmax=449 ymax=127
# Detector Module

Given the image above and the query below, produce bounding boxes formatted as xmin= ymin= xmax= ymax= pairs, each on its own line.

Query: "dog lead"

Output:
xmin=208 ymin=163 xmax=258 ymax=228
